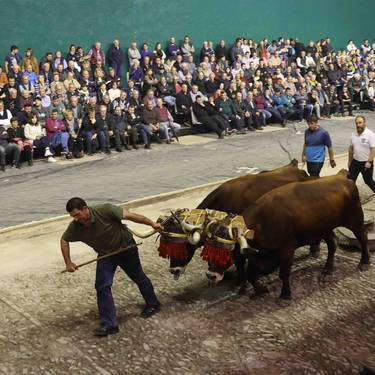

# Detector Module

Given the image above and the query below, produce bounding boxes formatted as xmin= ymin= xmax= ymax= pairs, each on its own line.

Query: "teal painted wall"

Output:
xmin=1 ymin=0 xmax=374 ymax=62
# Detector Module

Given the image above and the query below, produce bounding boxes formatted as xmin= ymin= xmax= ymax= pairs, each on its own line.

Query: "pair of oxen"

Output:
xmin=130 ymin=160 xmax=371 ymax=299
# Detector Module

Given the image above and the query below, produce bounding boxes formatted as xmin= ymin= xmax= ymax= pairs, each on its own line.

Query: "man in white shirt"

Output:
xmin=348 ymin=115 xmax=375 ymax=192
xmin=0 ymin=100 xmax=12 ymax=129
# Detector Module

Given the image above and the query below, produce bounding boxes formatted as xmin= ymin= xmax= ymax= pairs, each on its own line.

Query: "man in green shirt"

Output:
xmin=61 ymin=197 xmax=162 ymax=337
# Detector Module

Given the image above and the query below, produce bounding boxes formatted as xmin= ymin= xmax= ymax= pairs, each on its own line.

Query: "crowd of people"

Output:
xmin=1 ymin=35 xmax=375 ymax=171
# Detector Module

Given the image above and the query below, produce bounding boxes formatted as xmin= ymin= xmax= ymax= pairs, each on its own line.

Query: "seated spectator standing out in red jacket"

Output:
xmin=45 ymin=109 xmax=71 ymax=159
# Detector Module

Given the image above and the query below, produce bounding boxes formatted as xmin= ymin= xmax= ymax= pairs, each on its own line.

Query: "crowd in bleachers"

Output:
xmin=1 ymin=35 xmax=375 ymax=171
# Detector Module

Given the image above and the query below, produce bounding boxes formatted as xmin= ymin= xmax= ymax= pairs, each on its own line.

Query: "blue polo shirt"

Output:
xmin=304 ymin=127 xmax=332 ymax=162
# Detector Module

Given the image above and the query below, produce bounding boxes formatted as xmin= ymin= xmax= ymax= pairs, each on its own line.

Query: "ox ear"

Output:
xmin=337 ymin=169 xmax=349 ymax=178
xmin=244 ymin=229 xmax=255 ymax=240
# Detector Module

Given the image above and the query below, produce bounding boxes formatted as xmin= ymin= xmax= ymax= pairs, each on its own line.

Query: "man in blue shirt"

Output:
xmin=302 ymin=115 xmax=336 ymax=177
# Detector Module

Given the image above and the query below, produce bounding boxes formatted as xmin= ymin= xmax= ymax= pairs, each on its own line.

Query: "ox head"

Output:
xmin=156 ymin=209 xmax=205 ymax=280
xmin=202 ymin=214 xmax=255 ymax=284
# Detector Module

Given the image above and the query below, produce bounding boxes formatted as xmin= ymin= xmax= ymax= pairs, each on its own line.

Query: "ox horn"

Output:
xmin=127 ymin=227 xmax=158 ymax=239
xmin=180 ymin=221 xmax=203 ymax=245
xmin=180 ymin=220 xmax=203 ymax=233
xmin=188 ymin=229 xmax=201 ymax=245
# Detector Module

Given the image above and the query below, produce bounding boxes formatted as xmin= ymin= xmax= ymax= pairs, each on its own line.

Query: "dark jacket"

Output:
xmin=107 ymin=46 xmax=124 ymax=65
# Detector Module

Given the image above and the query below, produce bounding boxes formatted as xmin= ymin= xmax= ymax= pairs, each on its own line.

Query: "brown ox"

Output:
xmin=205 ymin=170 xmax=371 ymax=299
xmin=165 ymin=159 xmax=311 ymax=280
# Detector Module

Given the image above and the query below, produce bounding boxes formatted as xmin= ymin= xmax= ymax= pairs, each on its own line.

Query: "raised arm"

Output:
xmin=122 ymin=209 xmax=162 ymax=231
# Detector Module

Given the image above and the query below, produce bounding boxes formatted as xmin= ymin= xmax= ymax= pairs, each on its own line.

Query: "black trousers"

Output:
xmin=307 ymin=161 xmax=324 ymax=177
xmin=349 ymin=159 xmax=375 ymax=192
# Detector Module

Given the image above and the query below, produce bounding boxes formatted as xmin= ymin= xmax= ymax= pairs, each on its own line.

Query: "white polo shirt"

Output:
xmin=351 ymin=127 xmax=375 ymax=162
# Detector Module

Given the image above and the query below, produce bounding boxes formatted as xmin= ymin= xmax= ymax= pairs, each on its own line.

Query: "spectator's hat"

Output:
xmin=52 ymin=95 xmax=59 ymax=100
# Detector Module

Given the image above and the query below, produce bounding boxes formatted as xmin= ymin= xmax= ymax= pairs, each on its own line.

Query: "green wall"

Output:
xmin=1 ymin=0 xmax=374 ymax=63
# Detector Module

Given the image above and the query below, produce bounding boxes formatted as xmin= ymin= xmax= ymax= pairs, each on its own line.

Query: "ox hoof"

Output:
xmin=309 ymin=250 xmax=320 ymax=259
xmin=319 ymin=271 xmax=333 ymax=284
xmin=254 ymin=285 xmax=269 ymax=296
xmin=358 ymin=262 xmax=371 ymax=272
xmin=238 ymin=284 xmax=249 ymax=295
xmin=279 ymin=292 xmax=291 ymax=300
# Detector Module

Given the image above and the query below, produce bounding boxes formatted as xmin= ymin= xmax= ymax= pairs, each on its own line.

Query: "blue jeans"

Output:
xmin=51 ymin=132 xmax=69 ymax=153
xmin=95 ymin=245 xmax=159 ymax=327
xmin=137 ymin=124 xmax=152 ymax=145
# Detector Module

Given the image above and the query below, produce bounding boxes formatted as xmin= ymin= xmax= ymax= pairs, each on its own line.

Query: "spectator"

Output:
xmin=175 ymin=83 xmax=193 ymax=125
xmin=45 ymin=109 xmax=71 ymax=159
xmin=21 ymin=48 xmax=39 ymax=74
xmin=154 ymin=98 xmax=181 ymax=143
xmin=192 ymin=95 xmax=226 ymax=138
xmin=24 ymin=113 xmax=52 ymax=162
xmin=142 ymin=100 xmax=164 ymax=147
xmin=4 ymin=45 xmax=21 ymax=74
xmin=107 ymin=39 xmax=124 ymax=79
xmin=94 ymin=105 xmax=111 ymax=154
xmin=128 ymin=42 xmax=141 ymax=67
xmin=64 ymin=109 xmax=83 ymax=158
xmin=153 ymin=42 xmax=166 ymax=63
xmin=87 ymin=42 xmax=105 ymax=69
xmin=32 ymin=96 xmax=48 ymax=126
xmin=48 ymin=95 xmax=66 ymax=120
xmin=7 ymin=117 xmax=33 ymax=166
xmin=108 ymin=81 xmax=121 ymax=103
xmin=167 ymin=37 xmax=181 ymax=61
xmin=181 ymin=35 xmax=195 ymax=62
xmin=109 ymin=105 xmax=138 ymax=151
xmin=0 ymin=123 xmax=21 ymax=171
xmin=126 ymin=105 xmax=149 ymax=149
xmin=0 ymin=99 xmax=13 ymax=128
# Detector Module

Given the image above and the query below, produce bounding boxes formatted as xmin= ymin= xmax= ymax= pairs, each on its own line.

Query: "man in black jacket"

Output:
xmin=107 ymin=39 xmax=124 ymax=79
xmin=0 ymin=124 xmax=21 ymax=171
xmin=94 ymin=105 xmax=111 ymax=154
xmin=192 ymin=95 xmax=225 ymax=138
xmin=176 ymin=83 xmax=192 ymax=124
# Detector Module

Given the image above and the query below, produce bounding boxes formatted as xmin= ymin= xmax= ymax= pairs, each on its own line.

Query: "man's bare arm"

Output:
xmin=60 ymin=238 xmax=77 ymax=272
xmin=348 ymin=145 xmax=354 ymax=167
xmin=122 ymin=209 xmax=162 ymax=230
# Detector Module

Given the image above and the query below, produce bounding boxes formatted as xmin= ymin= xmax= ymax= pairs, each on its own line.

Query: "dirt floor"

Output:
xmin=1 ymin=156 xmax=375 ymax=375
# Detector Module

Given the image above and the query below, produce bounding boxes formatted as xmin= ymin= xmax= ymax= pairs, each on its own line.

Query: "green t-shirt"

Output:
xmin=62 ymin=203 xmax=134 ymax=255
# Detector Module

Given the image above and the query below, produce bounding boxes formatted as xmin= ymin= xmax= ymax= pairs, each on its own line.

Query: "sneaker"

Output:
xmin=44 ymin=148 xmax=53 ymax=157
xmin=0 ymin=164 xmax=5 ymax=172
xmin=166 ymin=139 xmax=171 ymax=144
xmin=47 ymin=156 xmax=57 ymax=163
xmin=28 ymin=160 xmax=33 ymax=166
xmin=65 ymin=152 xmax=73 ymax=160
xmin=218 ymin=131 xmax=225 ymax=139
xmin=144 ymin=143 xmax=151 ymax=149
xmin=132 ymin=144 xmax=139 ymax=150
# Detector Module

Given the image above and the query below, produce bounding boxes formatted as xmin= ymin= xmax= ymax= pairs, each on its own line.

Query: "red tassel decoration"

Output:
xmin=201 ymin=242 xmax=234 ymax=269
xmin=158 ymin=237 xmax=188 ymax=261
